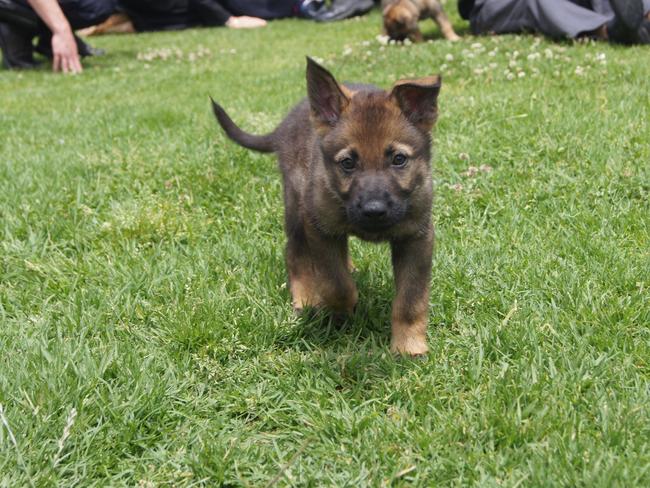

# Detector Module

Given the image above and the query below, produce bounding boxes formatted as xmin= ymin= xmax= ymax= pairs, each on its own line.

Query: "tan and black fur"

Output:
xmin=382 ymin=0 xmax=460 ymax=42
xmin=211 ymin=58 xmax=441 ymax=356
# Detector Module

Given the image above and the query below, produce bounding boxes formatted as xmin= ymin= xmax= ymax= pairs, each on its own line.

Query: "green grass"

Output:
xmin=1 ymin=4 xmax=649 ymax=486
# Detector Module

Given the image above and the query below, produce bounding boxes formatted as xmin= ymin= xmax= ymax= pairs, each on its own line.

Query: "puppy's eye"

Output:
xmin=392 ymin=153 xmax=408 ymax=167
xmin=339 ymin=157 xmax=356 ymax=172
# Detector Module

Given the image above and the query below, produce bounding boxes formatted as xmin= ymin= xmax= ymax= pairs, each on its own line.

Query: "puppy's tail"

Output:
xmin=211 ymin=98 xmax=276 ymax=153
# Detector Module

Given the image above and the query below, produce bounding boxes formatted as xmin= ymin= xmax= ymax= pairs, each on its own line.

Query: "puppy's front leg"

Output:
xmin=307 ymin=230 xmax=358 ymax=316
xmin=390 ymin=229 xmax=434 ymax=355
xmin=410 ymin=27 xmax=424 ymax=43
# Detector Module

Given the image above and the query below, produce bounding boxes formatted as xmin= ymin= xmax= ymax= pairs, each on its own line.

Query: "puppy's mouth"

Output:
xmin=347 ymin=204 xmax=406 ymax=234
xmin=357 ymin=218 xmax=396 ymax=232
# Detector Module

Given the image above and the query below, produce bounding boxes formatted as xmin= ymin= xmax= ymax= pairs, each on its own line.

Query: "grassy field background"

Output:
xmin=1 ymin=3 xmax=649 ymax=486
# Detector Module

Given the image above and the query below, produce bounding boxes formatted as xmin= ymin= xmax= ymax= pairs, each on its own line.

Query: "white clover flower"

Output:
xmin=376 ymin=34 xmax=390 ymax=45
xmin=518 ymin=71 xmax=526 ymax=78
xmin=506 ymin=72 xmax=515 ymax=80
xmin=445 ymin=53 xmax=454 ymax=61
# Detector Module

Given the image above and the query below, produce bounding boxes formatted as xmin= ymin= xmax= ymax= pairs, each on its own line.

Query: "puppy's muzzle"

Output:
xmin=362 ymin=199 xmax=388 ymax=219
xmin=352 ymin=194 xmax=403 ymax=231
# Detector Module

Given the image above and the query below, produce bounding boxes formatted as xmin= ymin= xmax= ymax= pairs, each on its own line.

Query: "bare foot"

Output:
xmin=225 ymin=16 xmax=267 ymax=29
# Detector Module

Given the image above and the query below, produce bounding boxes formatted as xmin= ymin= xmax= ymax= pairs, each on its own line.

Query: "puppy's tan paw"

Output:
xmin=290 ymin=278 xmax=319 ymax=312
xmin=390 ymin=336 xmax=429 ymax=357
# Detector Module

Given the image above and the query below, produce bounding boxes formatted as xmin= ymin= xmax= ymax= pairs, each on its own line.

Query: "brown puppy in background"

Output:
xmin=382 ymin=0 xmax=460 ymax=42
xmin=211 ymin=58 xmax=441 ymax=356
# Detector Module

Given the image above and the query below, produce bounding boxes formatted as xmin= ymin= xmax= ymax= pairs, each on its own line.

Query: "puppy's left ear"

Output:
xmin=390 ymin=76 xmax=442 ymax=132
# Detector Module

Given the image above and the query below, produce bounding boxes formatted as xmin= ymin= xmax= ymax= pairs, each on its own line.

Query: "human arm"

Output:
xmin=25 ymin=0 xmax=82 ymax=73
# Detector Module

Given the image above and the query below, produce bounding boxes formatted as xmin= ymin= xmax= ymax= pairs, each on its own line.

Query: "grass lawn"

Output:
xmin=1 ymin=3 xmax=649 ymax=486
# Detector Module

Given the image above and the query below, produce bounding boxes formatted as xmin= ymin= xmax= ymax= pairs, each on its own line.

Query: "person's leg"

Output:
xmin=469 ymin=0 xmax=531 ymax=34
xmin=221 ymin=0 xmax=297 ymax=19
xmin=0 ymin=0 xmax=39 ymax=68
xmin=597 ymin=0 xmax=649 ymax=43
xmin=526 ymin=0 xmax=611 ymax=38
xmin=57 ymin=0 xmax=116 ymax=29
xmin=118 ymin=0 xmax=193 ymax=31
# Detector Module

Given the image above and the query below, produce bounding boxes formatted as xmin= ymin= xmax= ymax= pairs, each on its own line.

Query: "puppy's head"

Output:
xmin=306 ymin=58 xmax=441 ymax=239
xmin=383 ymin=3 xmax=418 ymax=41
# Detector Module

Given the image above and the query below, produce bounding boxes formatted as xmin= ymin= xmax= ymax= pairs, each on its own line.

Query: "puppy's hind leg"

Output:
xmin=431 ymin=5 xmax=460 ymax=41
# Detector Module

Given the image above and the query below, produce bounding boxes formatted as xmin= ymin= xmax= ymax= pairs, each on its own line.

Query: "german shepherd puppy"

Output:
xmin=382 ymin=0 xmax=460 ymax=42
xmin=211 ymin=58 xmax=441 ymax=356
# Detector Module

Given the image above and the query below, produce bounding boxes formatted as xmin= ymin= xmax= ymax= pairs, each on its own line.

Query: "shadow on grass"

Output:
xmin=272 ymin=269 xmax=396 ymax=353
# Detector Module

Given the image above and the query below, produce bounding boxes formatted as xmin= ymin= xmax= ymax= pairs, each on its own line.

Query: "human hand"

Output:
xmin=51 ymin=28 xmax=82 ymax=73
xmin=225 ymin=16 xmax=267 ymax=29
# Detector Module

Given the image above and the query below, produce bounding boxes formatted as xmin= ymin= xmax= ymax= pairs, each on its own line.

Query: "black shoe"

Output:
xmin=298 ymin=0 xmax=326 ymax=19
xmin=76 ymin=36 xmax=105 ymax=57
xmin=0 ymin=21 xmax=38 ymax=69
xmin=608 ymin=0 xmax=644 ymax=43
xmin=35 ymin=33 xmax=105 ymax=58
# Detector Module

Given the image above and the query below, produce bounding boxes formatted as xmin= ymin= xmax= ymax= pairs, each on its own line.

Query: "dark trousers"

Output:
xmin=470 ymin=0 xmax=650 ymax=38
xmin=118 ymin=0 xmax=298 ymax=32
xmin=10 ymin=0 xmax=116 ymax=31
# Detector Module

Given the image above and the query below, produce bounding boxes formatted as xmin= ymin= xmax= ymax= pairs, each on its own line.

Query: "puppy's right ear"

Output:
xmin=306 ymin=57 xmax=350 ymax=130
xmin=390 ymin=76 xmax=442 ymax=132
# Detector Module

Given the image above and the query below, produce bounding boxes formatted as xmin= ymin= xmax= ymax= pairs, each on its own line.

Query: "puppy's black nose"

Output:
xmin=362 ymin=199 xmax=388 ymax=219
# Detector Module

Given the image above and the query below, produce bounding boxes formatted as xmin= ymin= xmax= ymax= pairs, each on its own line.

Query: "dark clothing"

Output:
xmin=14 ymin=0 xmax=116 ymax=30
xmin=220 ymin=0 xmax=298 ymax=19
xmin=118 ymin=0 xmax=196 ymax=31
xmin=468 ymin=0 xmax=650 ymax=38
xmin=118 ymin=0 xmax=299 ymax=32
